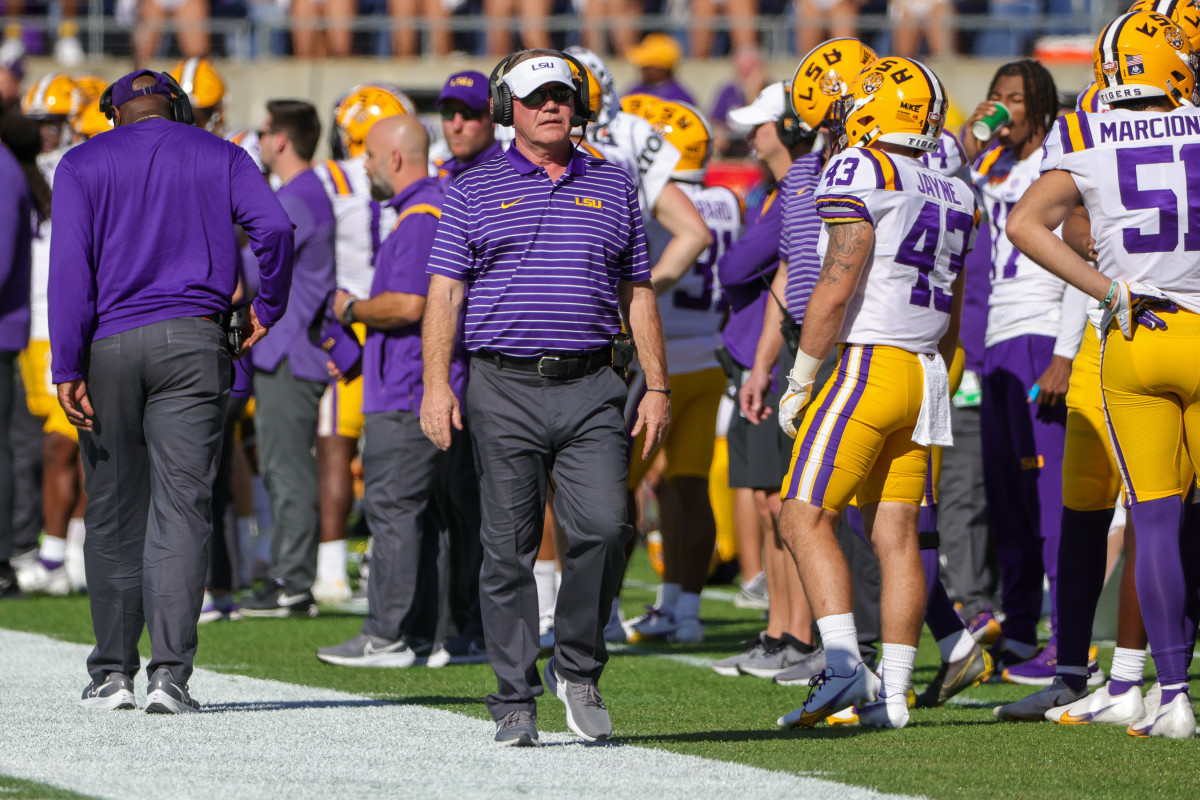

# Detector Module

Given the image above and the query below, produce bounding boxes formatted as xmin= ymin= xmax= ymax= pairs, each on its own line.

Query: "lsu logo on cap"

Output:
xmin=531 ymin=61 xmax=556 ymax=71
xmin=450 ymin=76 xmax=475 ymax=87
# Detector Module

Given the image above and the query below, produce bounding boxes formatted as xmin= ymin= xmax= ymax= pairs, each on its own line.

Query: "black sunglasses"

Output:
xmin=517 ymin=85 xmax=573 ymax=109
xmin=437 ymin=106 xmax=484 ymax=121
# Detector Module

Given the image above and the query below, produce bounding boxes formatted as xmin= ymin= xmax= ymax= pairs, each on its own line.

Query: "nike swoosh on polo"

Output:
xmin=500 ymin=198 xmax=523 ymax=209
xmin=276 ymin=593 xmax=311 ymax=607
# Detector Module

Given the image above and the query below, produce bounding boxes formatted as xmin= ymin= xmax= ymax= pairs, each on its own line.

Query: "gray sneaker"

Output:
xmin=79 ymin=672 xmax=136 ymax=710
xmin=316 ymin=633 xmax=415 ymax=668
xmin=543 ymin=656 xmax=612 ymax=742
xmin=712 ymin=633 xmax=770 ymax=676
xmin=771 ymin=646 xmax=828 ymax=685
xmin=993 ymin=677 xmax=1088 ymax=721
xmin=739 ymin=636 xmax=821 ymax=679
xmin=145 ymin=668 xmax=200 ymax=714
xmin=734 ymin=571 xmax=769 ymax=609
xmin=494 ymin=709 xmax=539 ymax=747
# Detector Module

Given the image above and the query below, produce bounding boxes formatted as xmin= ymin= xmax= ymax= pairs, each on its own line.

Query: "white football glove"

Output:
xmin=778 ymin=351 xmax=822 ymax=439
xmin=1098 ymin=281 xmax=1176 ymax=340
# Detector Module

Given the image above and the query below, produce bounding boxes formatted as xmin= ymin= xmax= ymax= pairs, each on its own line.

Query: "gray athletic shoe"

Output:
xmin=771 ymin=647 xmax=828 ymax=685
xmin=543 ymin=656 xmax=612 ymax=741
xmin=739 ymin=636 xmax=821 ymax=679
xmin=712 ymin=633 xmax=770 ymax=676
xmin=145 ymin=668 xmax=200 ymax=714
xmin=733 ymin=571 xmax=769 ymax=610
xmin=79 ymin=672 xmax=136 ymax=710
xmin=494 ymin=709 xmax=539 ymax=747
xmin=916 ymin=642 xmax=994 ymax=708
xmin=993 ymin=677 xmax=1087 ymax=721
xmin=316 ymin=633 xmax=415 ymax=668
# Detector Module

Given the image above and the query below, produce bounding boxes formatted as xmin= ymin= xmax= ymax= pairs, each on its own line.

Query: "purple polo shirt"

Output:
xmin=779 ymin=153 xmax=823 ymax=322
xmin=0 ymin=144 xmax=32 ymax=353
xmin=716 ymin=187 xmax=783 ymax=369
xmin=250 ymin=169 xmax=337 ymax=383
xmin=48 ymin=118 xmax=295 ymax=383
xmin=624 ymin=80 xmax=697 ymax=106
xmin=427 ymin=145 xmax=649 ymax=356
xmin=440 ymin=139 xmax=503 ymax=187
xmin=362 ymin=177 xmax=465 ymax=414
xmin=709 ymin=83 xmax=745 ymax=128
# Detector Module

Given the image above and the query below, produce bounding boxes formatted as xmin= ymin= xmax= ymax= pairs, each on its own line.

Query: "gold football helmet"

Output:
xmin=642 ymin=99 xmax=712 ymax=181
xmin=620 ymin=93 xmax=658 ymax=119
xmin=832 ymin=57 xmax=948 ymax=153
xmin=22 ymin=73 xmax=75 ymax=120
xmin=333 ymin=84 xmax=417 ymax=159
xmin=1094 ymin=10 xmax=1196 ymax=106
xmin=170 ymin=57 xmax=226 ymax=110
xmin=789 ymin=38 xmax=877 ymax=132
xmin=69 ymin=75 xmax=110 ymax=140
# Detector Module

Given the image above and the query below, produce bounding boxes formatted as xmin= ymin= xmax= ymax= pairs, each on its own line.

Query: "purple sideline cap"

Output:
xmin=308 ymin=294 xmax=363 ymax=381
xmin=436 ymin=71 xmax=489 ymax=111
xmin=108 ymin=69 xmax=176 ymax=110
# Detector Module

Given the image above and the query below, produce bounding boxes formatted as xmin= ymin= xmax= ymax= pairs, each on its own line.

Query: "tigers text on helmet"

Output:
xmin=831 ymin=57 xmax=948 ymax=154
xmin=1097 ymin=9 xmax=1197 ymax=106
xmin=790 ymin=38 xmax=877 ymax=132
xmin=639 ymin=99 xmax=712 ymax=181
xmin=334 ymin=84 xmax=417 ymax=159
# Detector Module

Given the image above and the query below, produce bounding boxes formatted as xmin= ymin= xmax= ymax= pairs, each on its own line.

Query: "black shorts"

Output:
xmin=726 ymin=353 xmax=792 ymax=491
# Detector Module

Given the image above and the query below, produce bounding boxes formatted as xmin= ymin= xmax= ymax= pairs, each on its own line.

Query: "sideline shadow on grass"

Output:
xmin=203 ymin=695 xmax=488 ymax=713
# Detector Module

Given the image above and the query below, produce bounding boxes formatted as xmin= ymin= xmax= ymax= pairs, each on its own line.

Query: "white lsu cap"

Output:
xmin=502 ymin=56 xmax=576 ymax=100
xmin=728 ymin=81 xmax=788 ymax=127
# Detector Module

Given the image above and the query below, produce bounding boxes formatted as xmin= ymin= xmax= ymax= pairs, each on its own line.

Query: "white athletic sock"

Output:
xmin=534 ymin=560 xmax=557 ymax=621
xmin=674 ymin=592 xmax=701 ymax=621
xmin=66 ymin=518 xmax=86 ymax=548
xmin=816 ymin=613 xmax=860 ymax=675
xmin=880 ymin=643 xmax=918 ymax=699
xmin=656 ymin=582 xmax=681 ymax=612
xmin=937 ymin=629 xmax=975 ymax=663
xmin=1110 ymin=646 xmax=1148 ymax=684
xmin=39 ymin=534 xmax=67 ymax=565
xmin=316 ymin=540 xmax=348 ymax=583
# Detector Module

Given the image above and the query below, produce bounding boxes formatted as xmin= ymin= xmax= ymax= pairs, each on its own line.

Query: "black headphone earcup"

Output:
xmin=488 ymin=54 xmax=516 ymax=127
xmin=100 ymin=84 xmax=115 ymax=120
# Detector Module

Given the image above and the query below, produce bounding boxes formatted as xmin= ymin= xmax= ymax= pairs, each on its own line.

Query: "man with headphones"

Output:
xmin=421 ymin=49 xmax=670 ymax=746
xmin=49 ymin=70 xmax=294 ymax=713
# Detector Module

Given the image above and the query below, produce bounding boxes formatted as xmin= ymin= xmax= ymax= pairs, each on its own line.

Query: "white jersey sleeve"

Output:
xmin=314 ymin=156 xmax=388 ymax=298
xmin=1043 ymin=108 xmax=1200 ymax=314
xmin=29 ymin=147 xmax=69 ymax=341
xmin=589 ymin=112 xmax=681 ymax=211
xmin=815 ymin=147 xmax=978 ymax=355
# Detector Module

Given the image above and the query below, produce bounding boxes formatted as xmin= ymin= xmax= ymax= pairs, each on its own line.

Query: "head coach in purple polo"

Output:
xmin=422 ymin=49 xmax=671 ymax=746
xmin=48 ymin=70 xmax=295 ymax=713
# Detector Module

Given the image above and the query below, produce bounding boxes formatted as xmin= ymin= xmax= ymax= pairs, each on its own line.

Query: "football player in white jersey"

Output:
xmin=775 ymin=57 xmax=978 ymax=730
xmin=14 ymin=73 xmax=87 ymax=595
xmin=311 ymin=83 xmax=416 ymax=607
xmin=1008 ymin=10 xmax=1200 ymax=738
xmin=963 ymin=59 xmax=1080 ymax=686
xmin=621 ymin=98 xmax=744 ymax=645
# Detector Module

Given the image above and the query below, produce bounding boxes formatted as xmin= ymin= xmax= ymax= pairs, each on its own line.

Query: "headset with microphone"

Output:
xmin=488 ymin=50 xmax=594 ymax=129
xmin=99 ymin=71 xmax=196 ymax=126
xmin=777 ymin=83 xmax=811 ymax=148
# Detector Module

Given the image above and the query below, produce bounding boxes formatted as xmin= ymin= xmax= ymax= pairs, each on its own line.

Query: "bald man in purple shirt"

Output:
xmin=422 ymin=49 xmax=670 ymax=747
xmin=48 ymin=70 xmax=294 ymax=713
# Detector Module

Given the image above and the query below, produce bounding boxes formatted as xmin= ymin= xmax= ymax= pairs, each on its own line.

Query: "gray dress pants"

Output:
xmin=937 ymin=404 xmax=996 ymax=617
xmin=466 ymin=359 xmax=633 ymax=720
xmin=9 ymin=364 xmax=43 ymax=555
xmin=254 ymin=358 xmax=325 ymax=593
xmin=80 ymin=318 xmax=230 ymax=685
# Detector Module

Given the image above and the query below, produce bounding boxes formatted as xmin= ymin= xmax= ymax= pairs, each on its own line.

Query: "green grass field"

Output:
xmin=2 ymin=549 xmax=1197 ymax=799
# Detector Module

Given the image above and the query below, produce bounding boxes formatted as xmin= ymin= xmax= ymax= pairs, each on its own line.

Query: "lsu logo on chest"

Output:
xmin=575 ymin=196 xmax=603 ymax=209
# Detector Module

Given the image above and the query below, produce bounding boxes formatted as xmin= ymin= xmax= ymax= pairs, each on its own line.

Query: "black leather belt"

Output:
xmin=476 ymin=347 xmax=612 ymax=380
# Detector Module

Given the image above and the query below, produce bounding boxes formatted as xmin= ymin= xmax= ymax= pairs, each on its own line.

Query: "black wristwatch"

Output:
xmin=341 ymin=298 xmax=358 ymax=326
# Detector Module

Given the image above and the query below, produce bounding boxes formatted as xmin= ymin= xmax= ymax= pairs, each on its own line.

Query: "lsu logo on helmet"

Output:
xmin=1094 ymin=10 xmax=1197 ymax=107
xmin=1127 ymin=0 xmax=1200 ymax=99
xmin=831 ymin=57 xmax=948 ymax=154
xmin=620 ymin=93 xmax=658 ymax=120
xmin=640 ymin=99 xmax=712 ymax=181
xmin=789 ymin=38 xmax=877 ymax=132
xmin=333 ymin=84 xmax=417 ymax=159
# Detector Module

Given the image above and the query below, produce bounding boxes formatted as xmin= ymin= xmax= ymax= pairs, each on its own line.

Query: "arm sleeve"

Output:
xmin=1054 ymin=284 xmax=1090 ymax=360
xmin=427 ymin=184 xmax=475 ymax=280
xmin=229 ymin=147 xmax=295 ymax=328
xmin=383 ymin=210 xmax=441 ymax=297
xmin=717 ymin=197 xmax=782 ymax=288
xmin=1039 ymin=117 xmax=1068 ymax=173
xmin=47 ymin=158 xmax=96 ymax=383
xmin=0 ymin=158 xmax=29 ymax=298
xmin=812 ymin=152 xmax=875 ymax=226
xmin=620 ymin=174 xmax=651 ymax=282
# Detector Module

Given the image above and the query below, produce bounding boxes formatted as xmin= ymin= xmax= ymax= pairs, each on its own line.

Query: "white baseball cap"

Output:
xmin=728 ymin=81 xmax=788 ymax=127
xmin=502 ymin=56 xmax=575 ymax=100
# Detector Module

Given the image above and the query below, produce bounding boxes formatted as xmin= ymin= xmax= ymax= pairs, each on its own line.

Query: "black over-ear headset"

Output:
xmin=488 ymin=50 xmax=593 ymax=128
xmin=777 ymin=83 xmax=809 ymax=148
xmin=100 ymin=71 xmax=195 ymax=126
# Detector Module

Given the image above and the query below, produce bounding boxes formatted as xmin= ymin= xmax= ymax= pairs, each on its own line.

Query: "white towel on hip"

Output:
xmin=912 ymin=352 xmax=953 ymax=447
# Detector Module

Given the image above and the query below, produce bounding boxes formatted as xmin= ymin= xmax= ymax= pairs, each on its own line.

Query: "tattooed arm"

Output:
xmin=796 ymin=219 xmax=875 ymax=363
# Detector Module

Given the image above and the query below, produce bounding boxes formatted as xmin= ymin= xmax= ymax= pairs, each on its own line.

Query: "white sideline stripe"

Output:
xmin=0 ymin=628 xmax=924 ymax=800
